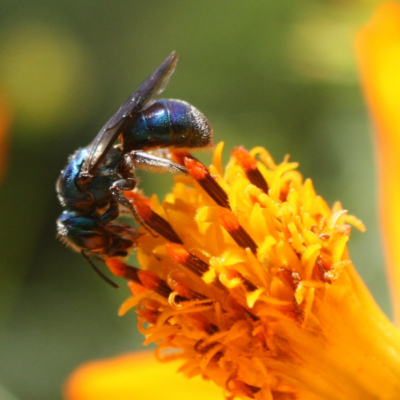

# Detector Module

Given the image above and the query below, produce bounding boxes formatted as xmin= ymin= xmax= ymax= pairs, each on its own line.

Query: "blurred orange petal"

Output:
xmin=356 ymin=2 xmax=400 ymax=323
xmin=0 ymin=92 xmax=12 ymax=182
xmin=64 ymin=352 xmax=223 ymax=400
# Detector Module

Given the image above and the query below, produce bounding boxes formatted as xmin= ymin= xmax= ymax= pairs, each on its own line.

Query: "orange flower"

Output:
xmin=65 ymin=3 xmax=400 ymax=399
xmin=65 ymin=143 xmax=400 ymax=399
xmin=356 ymin=1 xmax=400 ymax=324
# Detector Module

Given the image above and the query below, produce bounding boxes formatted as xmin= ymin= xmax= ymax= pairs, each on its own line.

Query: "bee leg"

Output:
xmin=100 ymin=199 xmax=120 ymax=223
xmin=110 ymin=178 xmax=137 ymax=210
xmin=124 ymin=151 xmax=187 ymax=174
xmin=110 ymin=177 xmax=158 ymax=238
xmin=81 ymin=251 xmax=119 ymax=289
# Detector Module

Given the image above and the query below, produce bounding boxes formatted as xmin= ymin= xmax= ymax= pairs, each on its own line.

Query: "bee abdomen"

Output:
xmin=123 ymin=99 xmax=213 ymax=151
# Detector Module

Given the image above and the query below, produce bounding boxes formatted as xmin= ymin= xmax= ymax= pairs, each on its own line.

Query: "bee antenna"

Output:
xmin=81 ymin=251 xmax=119 ymax=289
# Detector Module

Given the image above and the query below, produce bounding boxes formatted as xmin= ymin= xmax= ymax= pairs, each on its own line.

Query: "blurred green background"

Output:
xmin=0 ymin=1 xmax=387 ymax=399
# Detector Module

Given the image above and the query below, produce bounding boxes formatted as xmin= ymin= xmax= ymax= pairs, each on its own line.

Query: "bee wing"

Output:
xmin=80 ymin=51 xmax=179 ymax=180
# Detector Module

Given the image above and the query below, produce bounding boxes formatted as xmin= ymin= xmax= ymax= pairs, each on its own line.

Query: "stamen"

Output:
xmin=278 ymin=268 xmax=301 ymax=291
xmin=232 ymin=146 xmax=269 ymax=194
xmin=167 ymin=273 xmax=208 ymax=300
xmin=239 ymin=382 xmax=261 ymax=397
xmin=272 ymin=392 xmax=297 ymax=400
xmin=293 ymin=298 xmax=305 ymax=323
xmin=225 ymin=268 xmax=258 ymax=291
xmin=134 ymin=199 xmax=183 ymax=244
xmin=184 ymin=157 xmax=231 ymax=209
xmin=315 ymin=254 xmax=333 ymax=283
xmin=223 ymin=292 xmax=260 ymax=321
xmin=184 ymin=157 xmax=207 ymax=180
xmin=226 ymin=375 xmax=261 ymax=399
xmin=218 ymin=208 xmax=258 ymax=254
xmin=166 ymin=243 xmax=210 ymax=276
xmin=137 ymin=270 xmax=172 ymax=297
xmin=194 ymin=339 xmax=218 ymax=354
xmin=188 ymin=314 xmax=219 ymax=335
xmin=106 ymin=258 xmax=172 ymax=298
xmin=276 ymin=300 xmax=304 ymax=323
xmin=279 ymin=179 xmax=291 ymax=202
xmin=242 ymin=277 xmax=258 ymax=292
xmin=138 ymin=309 xmax=160 ymax=325
xmin=210 ymin=351 xmax=224 ymax=362
xmin=123 ymin=190 xmax=152 ymax=206
xmin=171 ymin=149 xmax=192 ymax=166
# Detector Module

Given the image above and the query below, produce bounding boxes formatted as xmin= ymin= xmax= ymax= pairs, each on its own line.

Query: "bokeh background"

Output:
xmin=0 ymin=1 xmax=387 ymax=399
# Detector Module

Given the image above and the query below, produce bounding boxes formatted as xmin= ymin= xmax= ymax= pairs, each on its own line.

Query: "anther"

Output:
xmin=242 ymin=278 xmax=258 ymax=292
xmin=226 ymin=268 xmax=258 ymax=292
xmin=167 ymin=274 xmax=208 ymax=300
xmin=106 ymin=258 xmax=172 ymax=298
xmin=134 ymin=199 xmax=183 ymax=244
xmin=277 ymin=300 xmax=304 ymax=323
xmin=278 ymin=268 xmax=301 ymax=291
xmin=218 ymin=208 xmax=258 ymax=254
xmin=314 ymin=254 xmax=333 ymax=283
xmin=279 ymin=179 xmax=291 ymax=202
xmin=227 ymin=378 xmax=261 ymax=399
xmin=242 ymin=383 xmax=261 ymax=396
xmin=188 ymin=314 xmax=219 ymax=335
xmin=293 ymin=297 xmax=305 ymax=323
xmin=184 ymin=157 xmax=231 ymax=209
xmin=138 ymin=309 xmax=160 ymax=325
xmin=194 ymin=339 xmax=218 ymax=354
xmin=137 ymin=270 xmax=173 ymax=298
xmin=232 ymin=147 xmax=269 ymax=194
xmin=171 ymin=149 xmax=192 ymax=166
xmin=123 ymin=190 xmax=152 ymax=206
xmin=166 ymin=243 xmax=210 ymax=276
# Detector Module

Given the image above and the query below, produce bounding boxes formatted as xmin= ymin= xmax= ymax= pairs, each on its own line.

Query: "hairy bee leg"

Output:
xmin=124 ymin=151 xmax=188 ymax=174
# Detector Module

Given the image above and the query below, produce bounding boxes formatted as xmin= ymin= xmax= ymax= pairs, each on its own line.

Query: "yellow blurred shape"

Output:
xmin=0 ymin=22 xmax=96 ymax=135
xmin=64 ymin=352 xmax=223 ymax=400
xmin=287 ymin=11 xmax=362 ymax=83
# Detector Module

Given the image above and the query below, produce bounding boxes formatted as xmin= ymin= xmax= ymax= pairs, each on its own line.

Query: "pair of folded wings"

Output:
xmin=80 ymin=51 xmax=179 ymax=180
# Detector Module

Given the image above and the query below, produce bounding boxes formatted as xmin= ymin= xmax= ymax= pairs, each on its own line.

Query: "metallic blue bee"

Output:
xmin=56 ymin=52 xmax=212 ymax=282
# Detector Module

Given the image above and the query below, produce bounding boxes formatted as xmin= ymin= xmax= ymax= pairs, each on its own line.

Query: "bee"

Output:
xmin=56 ymin=52 xmax=212 ymax=284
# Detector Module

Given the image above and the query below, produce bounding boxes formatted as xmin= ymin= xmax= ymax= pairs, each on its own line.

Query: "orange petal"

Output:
xmin=0 ymin=92 xmax=12 ymax=182
xmin=356 ymin=2 xmax=400 ymax=323
xmin=64 ymin=352 xmax=223 ymax=400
